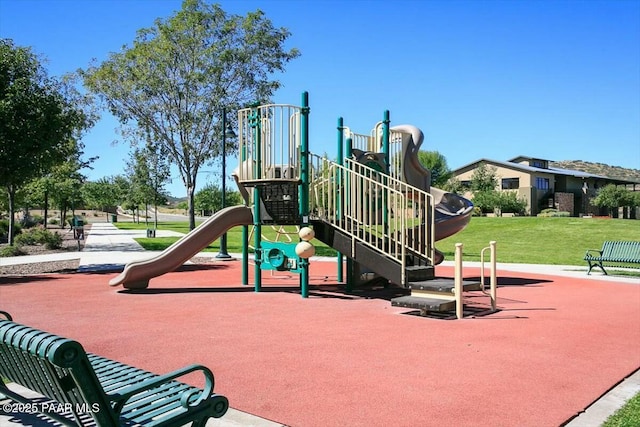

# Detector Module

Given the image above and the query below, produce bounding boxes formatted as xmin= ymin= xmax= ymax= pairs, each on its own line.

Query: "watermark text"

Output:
xmin=2 ymin=402 xmax=100 ymax=415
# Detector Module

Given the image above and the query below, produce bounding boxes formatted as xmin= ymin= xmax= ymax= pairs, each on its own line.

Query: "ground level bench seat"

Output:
xmin=0 ymin=315 xmax=228 ymax=426
xmin=584 ymin=240 xmax=640 ymax=275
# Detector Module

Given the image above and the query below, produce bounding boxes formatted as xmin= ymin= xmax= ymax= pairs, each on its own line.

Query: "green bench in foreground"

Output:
xmin=0 ymin=312 xmax=228 ymax=426
xmin=584 ymin=241 xmax=640 ymax=275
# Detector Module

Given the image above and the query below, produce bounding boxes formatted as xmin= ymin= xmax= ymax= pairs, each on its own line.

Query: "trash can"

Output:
xmin=146 ymin=229 xmax=156 ymax=238
xmin=111 ymin=214 xmax=117 ymax=223
xmin=71 ymin=217 xmax=85 ymax=240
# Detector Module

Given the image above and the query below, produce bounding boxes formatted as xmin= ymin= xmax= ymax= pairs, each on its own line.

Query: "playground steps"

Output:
xmin=390 ymin=295 xmax=456 ymax=312
xmin=311 ymin=220 xmax=433 ymax=287
xmin=405 ymin=265 xmax=435 ymax=282
xmin=409 ymin=278 xmax=482 ymax=293
xmin=391 ymin=279 xmax=483 ymax=314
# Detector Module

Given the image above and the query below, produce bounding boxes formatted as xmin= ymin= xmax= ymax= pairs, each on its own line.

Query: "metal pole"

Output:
xmin=217 ymin=109 xmax=232 ymax=259
xmin=490 ymin=241 xmax=497 ymax=311
xmin=345 ymin=137 xmax=354 ymax=293
xmin=251 ymin=106 xmax=262 ymax=292
xmin=382 ymin=110 xmax=390 ymax=243
xmin=455 ymin=243 xmax=463 ymax=319
xmin=336 ymin=117 xmax=344 ymax=283
xmin=300 ymin=91 xmax=310 ymax=298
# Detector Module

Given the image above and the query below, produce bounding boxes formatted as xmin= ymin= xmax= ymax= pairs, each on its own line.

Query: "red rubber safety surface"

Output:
xmin=1 ymin=262 xmax=639 ymax=427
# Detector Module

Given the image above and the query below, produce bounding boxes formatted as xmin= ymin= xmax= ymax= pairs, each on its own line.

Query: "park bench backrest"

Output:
xmin=602 ymin=241 xmax=640 ymax=262
xmin=0 ymin=319 xmax=119 ymax=426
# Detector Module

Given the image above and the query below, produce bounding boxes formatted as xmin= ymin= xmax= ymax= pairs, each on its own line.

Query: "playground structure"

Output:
xmin=110 ymin=92 xmax=496 ymax=317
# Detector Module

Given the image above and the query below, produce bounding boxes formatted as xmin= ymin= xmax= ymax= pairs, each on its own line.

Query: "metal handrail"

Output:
xmin=480 ymin=241 xmax=498 ymax=311
xmin=309 ymin=153 xmax=435 ymax=284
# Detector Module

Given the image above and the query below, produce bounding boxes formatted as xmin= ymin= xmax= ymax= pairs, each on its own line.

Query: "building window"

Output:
xmin=536 ymin=177 xmax=550 ymax=190
xmin=502 ymin=178 xmax=520 ymax=190
xmin=531 ymin=160 xmax=547 ymax=168
xmin=461 ymin=180 xmax=471 ymax=189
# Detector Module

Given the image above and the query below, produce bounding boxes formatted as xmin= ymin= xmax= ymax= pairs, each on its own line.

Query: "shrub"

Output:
xmin=43 ymin=231 xmax=63 ymax=249
xmin=14 ymin=231 xmax=39 ymax=246
xmin=471 ymin=191 xmax=498 ymax=214
xmin=20 ymin=215 xmax=43 ymax=228
xmin=496 ymin=191 xmax=527 ymax=215
xmin=0 ymin=245 xmax=25 ymax=257
xmin=13 ymin=227 xmax=63 ymax=249
xmin=0 ymin=220 xmax=22 ymax=243
xmin=537 ymin=209 xmax=570 ymax=217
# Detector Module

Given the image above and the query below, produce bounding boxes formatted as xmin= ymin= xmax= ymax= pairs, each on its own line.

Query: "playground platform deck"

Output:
xmin=1 ymin=261 xmax=639 ymax=426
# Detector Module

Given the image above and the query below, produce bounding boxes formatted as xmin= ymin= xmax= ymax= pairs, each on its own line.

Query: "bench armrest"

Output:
xmin=584 ymin=249 xmax=603 ymax=257
xmin=109 ymin=364 xmax=215 ymax=412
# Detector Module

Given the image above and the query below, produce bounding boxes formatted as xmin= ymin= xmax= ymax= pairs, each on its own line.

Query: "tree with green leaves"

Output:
xmin=48 ymin=162 xmax=85 ymax=227
xmin=470 ymin=163 xmax=499 ymax=192
xmin=82 ymin=0 xmax=300 ymax=230
xmin=468 ymin=163 xmax=500 ymax=214
xmin=417 ymin=150 xmax=452 ymax=188
xmin=0 ymin=39 xmax=94 ymax=244
xmin=127 ymin=141 xmax=170 ymax=228
xmin=81 ymin=177 xmax=124 ymax=219
xmin=592 ymin=184 xmax=636 ymax=217
xmin=194 ymin=183 xmax=241 ymax=216
xmin=441 ymin=176 xmax=464 ymax=194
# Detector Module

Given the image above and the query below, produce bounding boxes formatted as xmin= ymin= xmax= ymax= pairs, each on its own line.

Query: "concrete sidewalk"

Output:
xmin=0 ymin=383 xmax=284 ymax=427
xmin=77 ymin=222 xmax=183 ymax=272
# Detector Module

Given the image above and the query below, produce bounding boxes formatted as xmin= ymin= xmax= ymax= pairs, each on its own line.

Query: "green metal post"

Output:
xmin=241 ymin=144 xmax=249 ymax=285
xmin=382 ymin=110 xmax=390 ymax=171
xmin=382 ymin=110 xmax=390 ymax=239
xmin=242 ymin=225 xmax=248 ymax=285
xmin=250 ymin=106 xmax=262 ymax=292
xmin=345 ymin=137 xmax=354 ymax=292
xmin=299 ymin=91 xmax=310 ymax=298
xmin=336 ymin=117 xmax=344 ymax=282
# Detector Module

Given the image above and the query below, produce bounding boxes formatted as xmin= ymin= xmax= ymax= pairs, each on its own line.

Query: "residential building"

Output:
xmin=452 ymin=156 xmax=639 ymax=217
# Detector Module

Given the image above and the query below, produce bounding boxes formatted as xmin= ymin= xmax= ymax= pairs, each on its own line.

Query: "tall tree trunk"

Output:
xmin=154 ymin=195 xmax=158 ymax=230
xmin=43 ymin=190 xmax=49 ymax=229
xmin=7 ymin=186 xmax=16 ymax=246
xmin=60 ymin=204 xmax=67 ymax=229
xmin=187 ymin=184 xmax=196 ymax=230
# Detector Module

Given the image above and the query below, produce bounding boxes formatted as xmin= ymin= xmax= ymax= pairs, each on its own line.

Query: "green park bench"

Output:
xmin=583 ymin=241 xmax=640 ymax=275
xmin=0 ymin=312 xmax=228 ymax=426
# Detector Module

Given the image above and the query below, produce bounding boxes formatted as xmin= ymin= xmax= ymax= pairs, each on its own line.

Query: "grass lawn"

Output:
xmin=602 ymin=391 xmax=640 ymax=427
xmin=120 ymin=222 xmax=339 ymax=257
xmin=117 ymin=216 xmax=640 ymax=267
xmin=438 ymin=216 xmax=640 ymax=265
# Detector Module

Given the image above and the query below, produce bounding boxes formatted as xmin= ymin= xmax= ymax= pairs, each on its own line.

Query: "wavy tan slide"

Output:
xmin=392 ymin=124 xmax=474 ymax=242
xmin=109 ymin=205 xmax=253 ymax=289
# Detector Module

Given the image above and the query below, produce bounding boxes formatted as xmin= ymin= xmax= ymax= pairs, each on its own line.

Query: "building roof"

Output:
xmin=453 ymin=157 xmax=638 ymax=184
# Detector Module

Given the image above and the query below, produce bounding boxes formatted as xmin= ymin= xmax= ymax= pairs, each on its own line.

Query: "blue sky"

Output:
xmin=1 ymin=0 xmax=639 ymax=197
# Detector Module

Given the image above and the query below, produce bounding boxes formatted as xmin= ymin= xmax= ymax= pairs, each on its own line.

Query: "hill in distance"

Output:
xmin=550 ymin=160 xmax=640 ymax=183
